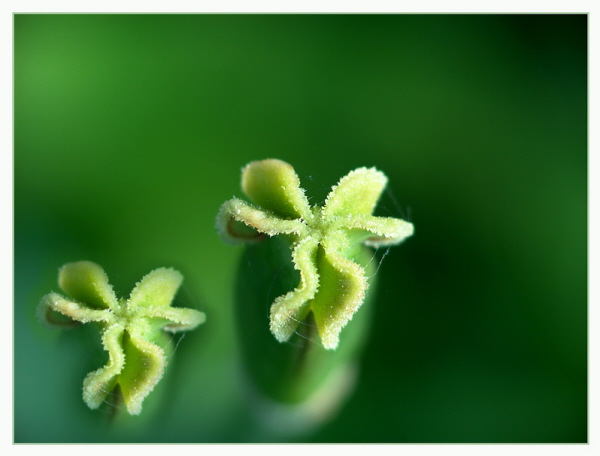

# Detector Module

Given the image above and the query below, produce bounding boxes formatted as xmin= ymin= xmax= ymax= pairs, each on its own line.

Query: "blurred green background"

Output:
xmin=14 ymin=14 xmax=587 ymax=443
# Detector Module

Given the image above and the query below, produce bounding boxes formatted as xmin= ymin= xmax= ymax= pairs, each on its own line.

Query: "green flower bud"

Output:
xmin=217 ymin=159 xmax=413 ymax=421
xmin=38 ymin=261 xmax=206 ymax=415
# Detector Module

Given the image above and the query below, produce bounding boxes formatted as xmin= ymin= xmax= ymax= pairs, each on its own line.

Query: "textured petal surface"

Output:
xmin=323 ymin=167 xmax=387 ymax=217
xmin=269 ymin=235 xmax=320 ymax=342
xmin=58 ymin=261 xmax=118 ymax=310
xmin=216 ymin=199 xmax=265 ymax=244
xmin=118 ymin=328 xmax=166 ymax=415
xmin=217 ymin=198 xmax=306 ymax=244
xmin=40 ymin=292 xmax=115 ymax=324
xmin=344 ymin=214 xmax=415 ymax=247
xmin=82 ymin=323 xmax=126 ymax=410
xmin=153 ymin=307 xmax=207 ymax=333
xmin=128 ymin=267 xmax=183 ymax=310
xmin=310 ymin=238 xmax=368 ymax=349
xmin=242 ymin=159 xmax=312 ymax=220
xmin=37 ymin=294 xmax=80 ymax=328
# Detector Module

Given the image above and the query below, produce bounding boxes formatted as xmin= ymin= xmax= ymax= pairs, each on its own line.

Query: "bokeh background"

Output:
xmin=14 ymin=14 xmax=587 ymax=443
